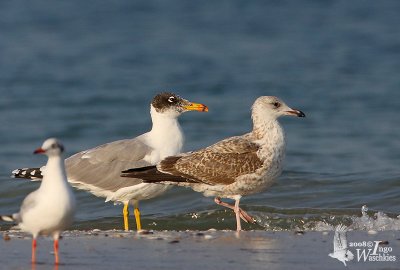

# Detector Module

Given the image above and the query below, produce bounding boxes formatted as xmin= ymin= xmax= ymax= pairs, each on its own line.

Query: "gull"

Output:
xmin=329 ymin=225 xmax=354 ymax=266
xmin=121 ymin=96 xmax=305 ymax=231
xmin=12 ymin=92 xmax=208 ymax=231
xmin=1 ymin=138 xmax=75 ymax=265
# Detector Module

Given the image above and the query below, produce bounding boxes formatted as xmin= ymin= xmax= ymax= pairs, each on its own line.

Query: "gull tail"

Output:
xmin=121 ymin=166 xmax=196 ymax=183
xmin=121 ymin=166 xmax=165 ymax=182
xmin=11 ymin=168 xmax=43 ymax=180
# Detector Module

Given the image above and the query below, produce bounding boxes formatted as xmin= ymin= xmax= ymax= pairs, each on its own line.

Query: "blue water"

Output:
xmin=0 ymin=0 xmax=399 ymax=231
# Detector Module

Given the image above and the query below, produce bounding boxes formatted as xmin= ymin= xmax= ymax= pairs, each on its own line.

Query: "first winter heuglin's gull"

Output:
xmin=122 ymin=96 xmax=305 ymax=231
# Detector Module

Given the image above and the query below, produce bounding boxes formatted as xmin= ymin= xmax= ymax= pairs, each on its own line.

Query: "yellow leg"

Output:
xmin=123 ymin=203 xmax=129 ymax=231
xmin=133 ymin=201 xmax=142 ymax=231
xmin=134 ymin=208 xmax=142 ymax=231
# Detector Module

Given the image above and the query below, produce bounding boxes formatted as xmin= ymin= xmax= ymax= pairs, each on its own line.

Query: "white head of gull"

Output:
xmin=122 ymin=96 xmax=305 ymax=231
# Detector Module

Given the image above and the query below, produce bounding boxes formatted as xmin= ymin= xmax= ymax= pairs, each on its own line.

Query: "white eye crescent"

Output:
xmin=168 ymin=96 xmax=175 ymax=103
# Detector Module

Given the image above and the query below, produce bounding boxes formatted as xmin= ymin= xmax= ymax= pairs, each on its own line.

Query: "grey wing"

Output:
xmin=65 ymin=138 xmax=153 ymax=194
xmin=333 ymin=225 xmax=348 ymax=252
xmin=160 ymin=136 xmax=263 ymax=185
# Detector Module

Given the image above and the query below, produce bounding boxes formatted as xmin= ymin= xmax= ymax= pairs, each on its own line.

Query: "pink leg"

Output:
xmin=54 ymin=239 xmax=59 ymax=265
xmin=234 ymin=197 xmax=241 ymax=231
xmin=31 ymin=238 xmax=37 ymax=264
xmin=214 ymin=197 xmax=255 ymax=223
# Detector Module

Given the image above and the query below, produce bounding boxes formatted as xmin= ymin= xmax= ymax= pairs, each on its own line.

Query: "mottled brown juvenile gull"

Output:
xmin=12 ymin=92 xmax=208 ymax=231
xmin=121 ymin=96 xmax=305 ymax=231
xmin=2 ymin=138 xmax=75 ymax=265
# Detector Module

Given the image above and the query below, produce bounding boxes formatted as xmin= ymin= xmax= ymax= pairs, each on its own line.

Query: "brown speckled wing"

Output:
xmin=159 ymin=137 xmax=263 ymax=185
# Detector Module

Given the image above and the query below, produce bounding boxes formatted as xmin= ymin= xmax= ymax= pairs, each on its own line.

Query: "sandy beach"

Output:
xmin=0 ymin=230 xmax=398 ymax=270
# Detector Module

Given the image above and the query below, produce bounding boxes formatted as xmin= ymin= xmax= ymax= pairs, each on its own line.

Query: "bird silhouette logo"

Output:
xmin=329 ymin=225 xmax=354 ymax=266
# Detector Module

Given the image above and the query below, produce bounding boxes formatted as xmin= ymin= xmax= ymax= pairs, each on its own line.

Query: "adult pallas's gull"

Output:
xmin=12 ymin=92 xmax=208 ymax=231
xmin=121 ymin=96 xmax=305 ymax=231
xmin=1 ymin=138 xmax=75 ymax=264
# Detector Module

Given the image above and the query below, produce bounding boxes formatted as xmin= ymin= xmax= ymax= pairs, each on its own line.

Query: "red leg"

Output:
xmin=31 ymin=238 xmax=37 ymax=264
xmin=54 ymin=239 xmax=59 ymax=265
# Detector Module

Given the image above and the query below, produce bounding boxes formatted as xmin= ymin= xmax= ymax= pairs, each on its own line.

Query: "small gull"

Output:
xmin=12 ymin=92 xmax=208 ymax=231
xmin=121 ymin=96 xmax=304 ymax=231
xmin=1 ymin=138 xmax=75 ymax=264
xmin=329 ymin=225 xmax=354 ymax=266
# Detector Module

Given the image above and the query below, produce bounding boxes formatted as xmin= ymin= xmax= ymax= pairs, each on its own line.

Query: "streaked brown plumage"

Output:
xmin=157 ymin=137 xmax=262 ymax=185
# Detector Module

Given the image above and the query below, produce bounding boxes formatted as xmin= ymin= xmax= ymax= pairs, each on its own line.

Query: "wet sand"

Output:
xmin=0 ymin=230 xmax=399 ymax=270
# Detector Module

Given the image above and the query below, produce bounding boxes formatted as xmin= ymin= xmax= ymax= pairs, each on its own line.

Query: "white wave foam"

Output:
xmin=314 ymin=205 xmax=400 ymax=231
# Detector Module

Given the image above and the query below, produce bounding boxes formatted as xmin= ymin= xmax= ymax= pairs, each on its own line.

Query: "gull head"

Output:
xmin=252 ymin=96 xmax=305 ymax=121
xmin=329 ymin=250 xmax=354 ymax=266
xmin=34 ymin=138 xmax=65 ymax=157
xmin=151 ymin=92 xmax=208 ymax=118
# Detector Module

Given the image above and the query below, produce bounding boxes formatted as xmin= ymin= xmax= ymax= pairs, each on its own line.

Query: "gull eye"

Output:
xmin=168 ymin=96 xmax=175 ymax=103
xmin=272 ymin=102 xmax=280 ymax=108
xmin=51 ymin=143 xmax=57 ymax=149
